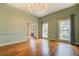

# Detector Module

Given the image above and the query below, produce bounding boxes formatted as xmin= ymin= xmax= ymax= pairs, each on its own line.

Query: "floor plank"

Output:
xmin=0 ymin=38 xmax=79 ymax=56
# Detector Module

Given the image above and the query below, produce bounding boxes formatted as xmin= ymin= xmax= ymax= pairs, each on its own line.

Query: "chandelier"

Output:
xmin=28 ymin=3 xmax=48 ymax=15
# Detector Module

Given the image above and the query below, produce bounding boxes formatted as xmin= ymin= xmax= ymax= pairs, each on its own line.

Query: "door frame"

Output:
xmin=27 ymin=21 xmax=38 ymax=39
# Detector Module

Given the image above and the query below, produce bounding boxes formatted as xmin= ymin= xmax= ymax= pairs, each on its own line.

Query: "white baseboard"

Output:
xmin=0 ymin=40 xmax=26 ymax=47
xmin=74 ymin=43 xmax=79 ymax=45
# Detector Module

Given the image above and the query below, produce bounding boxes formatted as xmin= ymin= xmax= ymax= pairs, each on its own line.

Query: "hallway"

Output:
xmin=0 ymin=38 xmax=79 ymax=56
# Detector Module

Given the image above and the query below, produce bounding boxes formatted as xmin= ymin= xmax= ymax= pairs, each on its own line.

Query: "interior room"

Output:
xmin=0 ymin=3 xmax=79 ymax=56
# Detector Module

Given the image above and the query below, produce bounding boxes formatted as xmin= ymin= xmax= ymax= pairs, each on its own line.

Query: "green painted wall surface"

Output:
xmin=39 ymin=4 xmax=79 ymax=42
xmin=74 ymin=14 xmax=79 ymax=43
xmin=0 ymin=4 xmax=38 ymax=45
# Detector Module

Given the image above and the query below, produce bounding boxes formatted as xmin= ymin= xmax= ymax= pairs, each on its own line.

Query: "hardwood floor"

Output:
xmin=0 ymin=38 xmax=79 ymax=56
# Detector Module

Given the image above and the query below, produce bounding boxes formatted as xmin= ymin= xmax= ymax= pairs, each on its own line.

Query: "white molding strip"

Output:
xmin=74 ymin=43 xmax=79 ymax=45
xmin=0 ymin=33 xmax=26 ymax=35
xmin=0 ymin=40 xmax=26 ymax=47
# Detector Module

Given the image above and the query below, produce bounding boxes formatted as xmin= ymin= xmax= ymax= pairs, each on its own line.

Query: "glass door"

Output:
xmin=59 ymin=19 xmax=71 ymax=41
xmin=42 ymin=23 xmax=48 ymax=38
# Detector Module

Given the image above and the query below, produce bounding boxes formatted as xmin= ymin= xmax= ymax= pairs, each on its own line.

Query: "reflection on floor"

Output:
xmin=0 ymin=38 xmax=79 ymax=56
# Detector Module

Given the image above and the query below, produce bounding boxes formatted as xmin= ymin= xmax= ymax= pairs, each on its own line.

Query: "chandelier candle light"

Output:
xmin=28 ymin=3 xmax=48 ymax=15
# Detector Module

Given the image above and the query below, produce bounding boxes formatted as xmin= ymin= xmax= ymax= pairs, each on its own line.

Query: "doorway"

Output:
xmin=58 ymin=18 xmax=71 ymax=42
xmin=42 ymin=23 xmax=48 ymax=38
xmin=27 ymin=22 xmax=37 ymax=39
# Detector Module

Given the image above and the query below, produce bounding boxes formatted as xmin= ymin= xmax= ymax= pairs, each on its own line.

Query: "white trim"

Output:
xmin=74 ymin=43 xmax=79 ymax=45
xmin=0 ymin=40 xmax=26 ymax=47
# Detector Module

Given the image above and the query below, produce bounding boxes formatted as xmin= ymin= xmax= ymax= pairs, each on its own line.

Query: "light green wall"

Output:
xmin=39 ymin=4 xmax=79 ymax=42
xmin=74 ymin=14 xmax=79 ymax=43
xmin=0 ymin=4 xmax=38 ymax=45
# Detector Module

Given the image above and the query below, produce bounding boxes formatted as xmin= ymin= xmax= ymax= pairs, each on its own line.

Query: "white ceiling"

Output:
xmin=7 ymin=3 xmax=77 ymax=17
